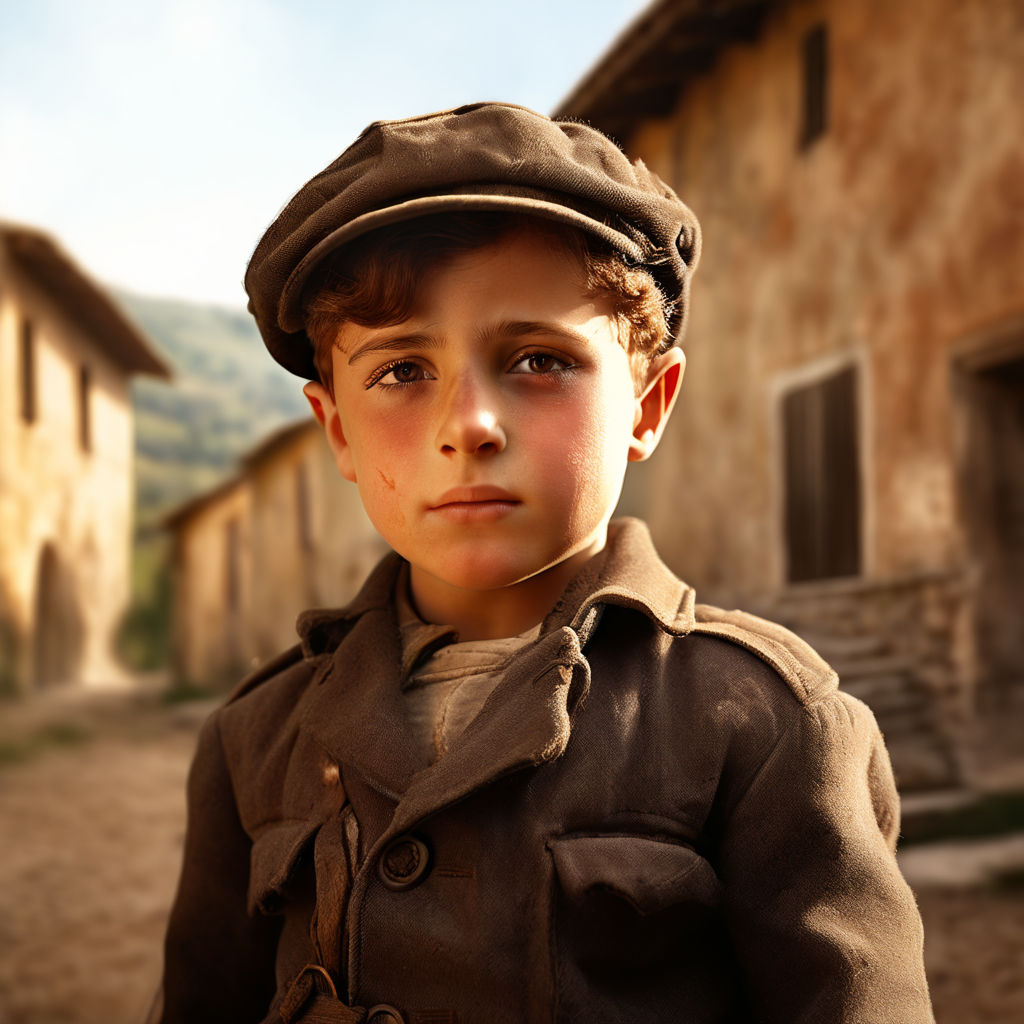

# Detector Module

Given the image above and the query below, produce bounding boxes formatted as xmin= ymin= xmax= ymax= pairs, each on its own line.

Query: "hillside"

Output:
xmin=116 ymin=290 xmax=309 ymax=530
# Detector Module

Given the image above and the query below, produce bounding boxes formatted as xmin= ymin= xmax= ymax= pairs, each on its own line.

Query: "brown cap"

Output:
xmin=245 ymin=101 xmax=701 ymax=380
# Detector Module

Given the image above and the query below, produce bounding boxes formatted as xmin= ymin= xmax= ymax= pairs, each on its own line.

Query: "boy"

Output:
xmin=157 ymin=103 xmax=934 ymax=1023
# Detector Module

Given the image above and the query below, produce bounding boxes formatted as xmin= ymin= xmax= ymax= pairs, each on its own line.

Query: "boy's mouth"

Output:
xmin=430 ymin=486 xmax=521 ymax=523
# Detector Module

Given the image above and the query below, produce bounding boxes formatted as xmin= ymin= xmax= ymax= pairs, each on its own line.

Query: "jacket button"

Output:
xmin=377 ymin=834 xmax=430 ymax=890
xmin=366 ymin=1004 xmax=405 ymax=1024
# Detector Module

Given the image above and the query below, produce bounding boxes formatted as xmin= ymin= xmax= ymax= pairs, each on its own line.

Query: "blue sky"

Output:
xmin=0 ymin=0 xmax=649 ymax=306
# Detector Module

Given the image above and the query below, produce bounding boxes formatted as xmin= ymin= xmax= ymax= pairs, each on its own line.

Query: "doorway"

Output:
xmin=33 ymin=543 xmax=84 ymax=688
xmin=958 ymin=353 xmax=1024 ymax=703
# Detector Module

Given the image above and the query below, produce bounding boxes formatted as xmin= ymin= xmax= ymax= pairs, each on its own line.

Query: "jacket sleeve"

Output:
xmin=157 ymin=710 xmax=281 ymax=1024
xmin=719 ymin=689 xmax=935 ymax=1023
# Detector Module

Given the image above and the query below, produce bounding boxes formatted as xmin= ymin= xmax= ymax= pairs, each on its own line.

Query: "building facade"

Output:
xmin=166 ymin=419 xmax=386 ymax=688
xmin=560 ymin=0 xmax=1024 ymax=789
xmin=0 ymin=224 xmax=169 ymax=691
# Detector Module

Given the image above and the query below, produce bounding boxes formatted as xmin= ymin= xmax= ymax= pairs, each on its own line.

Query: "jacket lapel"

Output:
xmin=388 ymin=624 xmax=591 ymax=835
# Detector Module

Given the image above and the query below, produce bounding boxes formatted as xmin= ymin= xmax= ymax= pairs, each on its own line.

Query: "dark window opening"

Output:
xmin=783 ymin=364 xmax=861 ymax=582
xmin=800 ymin=23 xmax=828 ymax=148
xmin=20 ymin=319 xmax=36 ymax=424
xmin=78 ymin=365 xmax=92 ymax=453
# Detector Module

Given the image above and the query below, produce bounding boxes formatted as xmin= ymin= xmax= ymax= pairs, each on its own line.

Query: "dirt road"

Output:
xmin=0 ymin=693 xmax=200 ymax=1024
xmin=0 ymin=693 xmax=1022 ymax=1023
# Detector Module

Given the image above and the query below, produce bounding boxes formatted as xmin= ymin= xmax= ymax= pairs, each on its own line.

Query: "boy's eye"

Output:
xmin=508 ymin=352 xmax=570 ymax=375
xmin=367 ymin=360 xmax=432 ymax=389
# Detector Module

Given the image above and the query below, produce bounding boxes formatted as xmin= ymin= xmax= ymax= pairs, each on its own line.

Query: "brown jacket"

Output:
xmin=159 ymin=519 xmax=933 ymax=1024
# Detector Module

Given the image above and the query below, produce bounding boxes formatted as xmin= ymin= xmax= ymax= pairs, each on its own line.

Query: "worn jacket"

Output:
xmin=159 ymin=519 xmax=934 ymax=1024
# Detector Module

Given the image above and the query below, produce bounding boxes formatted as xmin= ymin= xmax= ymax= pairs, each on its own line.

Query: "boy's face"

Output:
xmin=305 ymin=226 xmax=682 ymax=622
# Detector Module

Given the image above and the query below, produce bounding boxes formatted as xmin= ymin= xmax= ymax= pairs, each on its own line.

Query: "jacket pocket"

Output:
xmin=549 ymin=833 xmax=721 ymax=914
xmin=248 ymin=818 xmax=321 ymax=915
xmin=548 ymin=834 xmax=731 ymax=1022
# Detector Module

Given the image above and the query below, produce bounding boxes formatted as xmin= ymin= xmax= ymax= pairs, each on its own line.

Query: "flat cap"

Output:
xmin=245 ymin=101 xmax=701 ymax=380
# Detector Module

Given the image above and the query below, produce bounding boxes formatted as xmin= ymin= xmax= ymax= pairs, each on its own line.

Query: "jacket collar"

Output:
xmin=295 ymin=550 xmax=402 ymax=659
xmin=295 ymin=516 xmax=694 ymax=660
xmin=542 ymin=517 xmax=695 ymax=638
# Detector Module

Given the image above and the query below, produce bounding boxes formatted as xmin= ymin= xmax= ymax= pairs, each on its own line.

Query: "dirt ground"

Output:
xmin=1 ymin=692 xmax=1022 ymax=1024
xmin=0 ymin=693 xmax=200 ymax=1024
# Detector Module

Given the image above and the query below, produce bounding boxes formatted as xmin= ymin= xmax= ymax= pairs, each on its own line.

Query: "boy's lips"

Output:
xmin=430 ymin=486 xmax=521 ymax=523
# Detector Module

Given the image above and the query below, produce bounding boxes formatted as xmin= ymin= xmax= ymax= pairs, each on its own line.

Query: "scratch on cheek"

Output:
xmin=377 ymin=469 xmax=396 ymax=490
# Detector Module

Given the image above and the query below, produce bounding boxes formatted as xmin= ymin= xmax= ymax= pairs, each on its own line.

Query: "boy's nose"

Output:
xmin=437 ymin=379 xmax=507 ymax=456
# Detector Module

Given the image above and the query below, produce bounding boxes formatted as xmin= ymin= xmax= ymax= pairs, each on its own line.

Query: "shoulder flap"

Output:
xmin=689 ymin=605 xmax=838 ymax=704
xmin=226 ymin=642 xmax=305 ymax=705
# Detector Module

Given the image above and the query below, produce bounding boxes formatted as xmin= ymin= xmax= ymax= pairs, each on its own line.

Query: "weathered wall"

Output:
xmin=170 ymin=481 xmax=252 ymax=688
xmin=170 ymin=422 xmax=386 ymax=687
xmin=607 ymin=0 xmax=1023 ymax=778
xmin=622 ymin=0 xmax=1024 ymax=602
xmin=0 ymin=248 xmax=135 ymax=690
xmin=246 ymin=426 xmax=387 ymax=662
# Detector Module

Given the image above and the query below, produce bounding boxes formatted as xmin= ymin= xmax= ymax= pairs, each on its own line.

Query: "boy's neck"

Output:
xmin=407 ymin=540 xmax=605 ymax=642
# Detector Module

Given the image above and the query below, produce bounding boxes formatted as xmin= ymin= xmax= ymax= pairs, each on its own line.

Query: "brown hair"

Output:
xmin=303 ymin=212 xmax=670 ymax=392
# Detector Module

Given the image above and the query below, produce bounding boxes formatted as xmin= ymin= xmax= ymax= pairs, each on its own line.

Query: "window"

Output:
xmin=20 ymin=318 xmax=36 ymax=424
xmin=78 ymin=365 xmax=92 ymax=453
xmin=800 ymin=23 xmax=828 ymax=148
xmin=782 ymin=365 xmax=861 ymax=582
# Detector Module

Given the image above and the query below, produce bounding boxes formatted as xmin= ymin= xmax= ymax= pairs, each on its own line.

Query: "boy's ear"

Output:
xmin=628 ymin=347 xmax=685 ymax=463
xmin=304 ymin=381 xmax=358 ymax=482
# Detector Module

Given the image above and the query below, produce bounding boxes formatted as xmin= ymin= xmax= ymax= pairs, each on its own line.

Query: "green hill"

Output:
xmin=116 ymin=290 xmax=310 ymax=531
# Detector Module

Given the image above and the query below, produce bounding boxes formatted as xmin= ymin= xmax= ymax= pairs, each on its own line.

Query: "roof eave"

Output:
xmin=3 ymin=224 xmax=172 ymax=380
xmin=553 ymin=0 xmax=773 ymax=144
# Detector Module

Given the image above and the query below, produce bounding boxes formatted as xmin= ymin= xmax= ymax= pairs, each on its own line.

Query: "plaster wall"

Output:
xmin=0 ymin=251 xmax=135 ymax=689
xmin=170 ymin=482 xmax=252 ymax=687
xmin=246 ymin=424 xmax=385 ymax=661
xmin=170 ymin=422 xmax=385 ymax=687
xmin=623 ymin=0 xmax=1024 ymax=603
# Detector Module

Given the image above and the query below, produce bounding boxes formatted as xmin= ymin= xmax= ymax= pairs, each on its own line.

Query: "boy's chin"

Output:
xmin=405 ymin=539 xmax=601 ymax=598
xmin=410 ymin=558 xmax=549 ymax=595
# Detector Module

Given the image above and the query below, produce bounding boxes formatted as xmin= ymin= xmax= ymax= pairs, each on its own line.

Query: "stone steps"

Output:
xmin=843 ymin=678 xmax=925 ymax=720
xmin=798 ymin=632 xmax=889 ymax=662
xmin=830 ymin=655 xmax=916 ymax=682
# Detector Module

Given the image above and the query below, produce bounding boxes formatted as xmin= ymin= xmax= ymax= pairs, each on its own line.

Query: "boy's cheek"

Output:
xmin=344 ymin=409 xmax=417 ymax=475
xmin=345 ymin=431 xmax=417 ymax=524
xmin=353 ymin=477 xmax=410 ymax=539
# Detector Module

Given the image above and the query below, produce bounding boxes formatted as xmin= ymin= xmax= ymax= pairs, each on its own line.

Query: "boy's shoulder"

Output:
xmin=570 ymin=518 xmax=839 ymax=709
xmin=225 ymin=642 xmax=307 ymax=705
xmin=685 ymin=603 xmax=839 ymax=707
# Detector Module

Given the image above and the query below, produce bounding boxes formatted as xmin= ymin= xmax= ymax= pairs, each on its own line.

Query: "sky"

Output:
xmin=0 ymin=0 xmax=651 ymax=308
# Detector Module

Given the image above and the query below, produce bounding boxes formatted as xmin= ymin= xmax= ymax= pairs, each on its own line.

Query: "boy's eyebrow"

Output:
xmin=476 ymin=320 xmax=593 ymax=348
xmin=347 ymin=332 xmax=443 ymax=364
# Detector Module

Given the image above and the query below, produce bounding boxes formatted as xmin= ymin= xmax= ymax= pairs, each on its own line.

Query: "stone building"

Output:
xmin=559 ymin=0 xmax=1024 ymax=788
xmin=165 ymin=418 xmax=385 ymax=688
xmin=0 ymin=223 xmax=169 ymax=691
